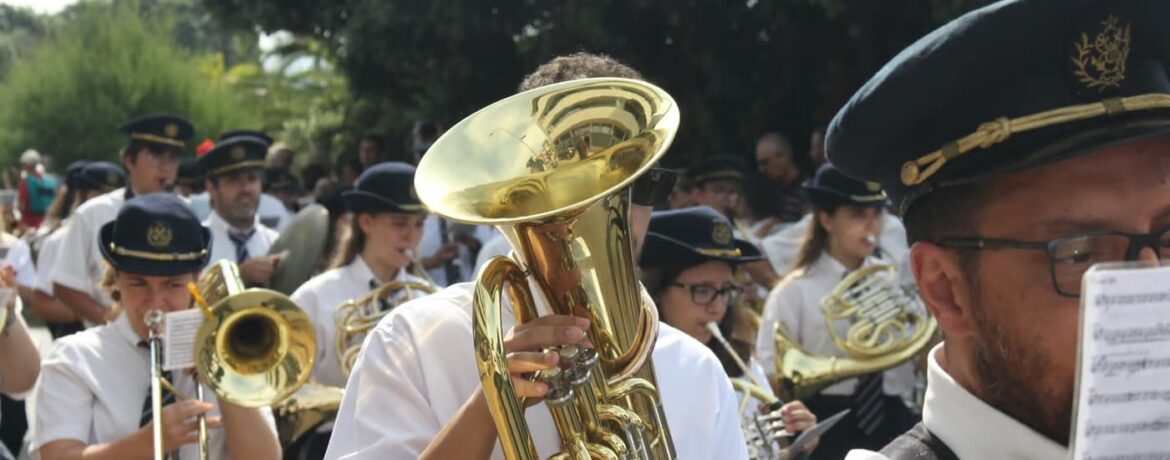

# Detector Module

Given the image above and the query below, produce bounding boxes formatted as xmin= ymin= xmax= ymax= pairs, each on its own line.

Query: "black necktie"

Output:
xmin=228 ymin=229 xmax=255 ymax=263
xmin=853 ymin=372 xmax=886 ymax=436
xmin=136 ymin=341 xmax=175 ymax=428
xmin=369 ymin=279 xmax=392 ymax=311
xmin=439 ymin=219 xmax=461 ymax=284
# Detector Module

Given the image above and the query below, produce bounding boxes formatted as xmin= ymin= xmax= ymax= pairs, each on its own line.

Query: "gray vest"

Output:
xmin=879 ymin=423 xmax=959 ymax=460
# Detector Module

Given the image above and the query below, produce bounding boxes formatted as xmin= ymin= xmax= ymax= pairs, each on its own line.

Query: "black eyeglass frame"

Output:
xmin=631 ymin=168 xmax=679 ymax=207
xmin=937 ymin=226 xmax=1170 ymax=298
xmin=669 ymin=282 xmax=745 ymax=306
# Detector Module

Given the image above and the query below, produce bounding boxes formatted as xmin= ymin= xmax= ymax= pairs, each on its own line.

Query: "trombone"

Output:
xmin=705 ymin=323 xmax=793 ymax=460
xmin=145 ymin=260 xmax=316 ymax=460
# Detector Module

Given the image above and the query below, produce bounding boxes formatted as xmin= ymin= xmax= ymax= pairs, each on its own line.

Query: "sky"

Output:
xmin=1 ymin=0 xmax=77 ymax=14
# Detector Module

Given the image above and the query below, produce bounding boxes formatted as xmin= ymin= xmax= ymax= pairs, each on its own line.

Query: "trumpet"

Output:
xmin=416 ymin=77 xmax=680 ymax=459
xmin=705 ymin=323 xmax=791 ymax=460
xmin=145 ymin=260 xmax=316 ymax=460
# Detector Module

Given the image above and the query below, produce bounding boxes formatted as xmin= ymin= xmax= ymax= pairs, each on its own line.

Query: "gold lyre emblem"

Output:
xmin=164 ymin=123 xmax=180 ymax=138
xmin=865 ymin=181 xmax=882 ymax=193
xmin=146 ymin=222 xmax=173 ymax=248
xmin=1071 ymin=15 xmax=1131 ymax=92
xmin=230 ymin=146 xmax=247 ymax=161
xmin=106 ymin=171 xmax=119 ymax=185
xmin=711 ymin=221 xmax=732 ymax=246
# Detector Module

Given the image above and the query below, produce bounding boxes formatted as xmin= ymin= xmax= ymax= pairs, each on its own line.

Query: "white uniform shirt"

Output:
xmin=0 ymin=232 xmax=36 ymax=289
xmin=35 ymin=224 xmax=67 ymax=294
xmin=50 ymin=188 xmax=127 ymax=308
xmin=755 ymin=253 xmax=915 ymax=397
xmin=203 ymin=211 xmax=280 ymax=267
xmin=417 ymin=215 xmax=495 ymax=286
xmin=845 ymin=343 xmax=1066 ymax=460
xmin=291 ymin=256 xmax=433 ymax=388
xmin=189 ymin=192 xmax=212 ymax=221
xmin=28 ymin=313 xmax=278 ymax=459
xmin=324 ymin=280 xmax=750 ymax=460
xmin=760 ymin=213 xmax=909 ymax=276
xmin=473 ymin=232 xmax=512 ymax=276
xmin=257 ymin=194 xmax=292 ymax=232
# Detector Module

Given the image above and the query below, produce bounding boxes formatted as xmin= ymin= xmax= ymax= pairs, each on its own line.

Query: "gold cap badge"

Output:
xmin=106 ymin=171 xmax=118 ymax=185
xmin=164 ymin=123 xmax=179 ymax=138
xmin=146 ymin=222 xmax=173 ymax=248
xmin=230 ymin=146 xmax=247 ymax=161
xmin=1071 ymin=15 xmax=1131 ymax=92
xmin=711 ymin=221 xmax=732 ymax=246
xmin=865 ymin=181 xmax=882 ymax=193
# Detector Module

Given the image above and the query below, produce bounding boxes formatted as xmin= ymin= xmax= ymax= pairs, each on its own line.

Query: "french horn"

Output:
xmin=333 ymin=270 xmax=437 ymax=378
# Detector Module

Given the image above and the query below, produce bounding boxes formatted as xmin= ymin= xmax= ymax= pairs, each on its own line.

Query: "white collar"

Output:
xmin=923 ymin=343 xmax=1067 ymax=459
xmin=808 ymin=251 xmax=879 ymax=278
xmin=348 ymin=255 xmax=413 ymax=286
xmin=206 ymin=210 xmax=259 ymax=236
xmin=112 ymin=312 xmax=144 ymax=348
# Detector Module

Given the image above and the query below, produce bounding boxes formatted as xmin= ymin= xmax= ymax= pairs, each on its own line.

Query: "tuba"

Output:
xmin=333 ymin=268 xmax=437 ymax=378
xmin=416 ymin=77 xmax=680 ymax=459
xmin=772 ymin=263 xmax=937 ymax=402
xmin=146 ymin=260 xmax=317 ymax=460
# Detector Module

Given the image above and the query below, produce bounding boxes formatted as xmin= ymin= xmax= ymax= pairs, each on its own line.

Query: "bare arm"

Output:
xmin=39 ymin=400 xmax=217 ymax=460
xmin=29 ymin=290 xmax=78 ymax=323
xmin=219 ymin=401 xmax=281 ymax=460
xmin=0 ymin=312 xmax=40 ymax=395
xmin=53 ymin=283 xmax=108 ymax=325
xmin=418 ymin=389 xmax=499 ymax=460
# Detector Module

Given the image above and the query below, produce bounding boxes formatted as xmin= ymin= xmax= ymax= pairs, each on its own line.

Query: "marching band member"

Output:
xmin=197 ymin=135 xmax=282 ymax=285
xmin=51 ymin=114 xmax=193 ymax=326
xmin=324 ymin=53 xmax=749 ymax=460
xmin=639 ymin=205 xmax=818 ymax=458
xmin=835 ymin=1 xmax=1170 ymax=458
xmin=290 ymin=162 xmax=434 ymax=458
xmin=32 ymin=162 xmax=125 ymax=339
xmin=0 ymin=263 xmax=41 ymax=460
xmin=755 ymin=164 xmax=917 ymax=460
xmin=30 ymin=193 xmax=280 ymax=460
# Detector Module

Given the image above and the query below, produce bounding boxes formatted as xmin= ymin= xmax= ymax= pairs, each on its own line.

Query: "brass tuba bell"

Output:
xmin=416 ymin=77 xmax=680 ymax=459
xmin=772 ymin=263 xmax=937 ymax=402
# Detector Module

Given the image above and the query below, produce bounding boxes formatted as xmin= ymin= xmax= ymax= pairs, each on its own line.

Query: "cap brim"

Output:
xmin=98 ymin=222 xmax=211 ymax=277
xmin=640 ymin=233 xmax=764 ymax=268
xmin=804 ymin=187 xmax=889 ymax=209
xmin=342 ymin=190 xmax=425 ymax=214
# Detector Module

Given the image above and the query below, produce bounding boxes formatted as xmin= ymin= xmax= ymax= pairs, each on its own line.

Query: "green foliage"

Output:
xmin=0 ymin=2 xmax=258 ymax=168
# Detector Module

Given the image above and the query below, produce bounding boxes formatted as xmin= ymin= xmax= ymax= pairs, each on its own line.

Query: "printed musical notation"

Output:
xmin=162 ymin=309 xmax=203 ymax=371
xmin=1073 ymin=264 xmax=1170 ymax=460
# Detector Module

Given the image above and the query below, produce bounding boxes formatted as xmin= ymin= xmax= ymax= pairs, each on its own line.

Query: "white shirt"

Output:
xmin=28 ymin=313 xmax=278 ymax=459
xmin=417 ymin=215 xmax=494 ymax=286
xmin=0 ymin=232 xmax=36 ymax=289
xmin=257 ymin=194 xmax=292 ymax=232
xmin=755 ymin=253 xmax=915 ymax=397
xmin=35 ymin=224 xmax=67 ymax=295
xmin=324 ymin=281 xmax=750 ymax=460
xmin=473 ymin=233 xmax=512 ymax=276
xmin=189 ymin=192 xmax=212 ymax=221
xmin=50 ymin=188 xmax=126 ymax=308
xmin=291 ymin=256 xmax=435 ymax=389
xmin=203 ymin=211 xmax=280 ymax=267
xmin=845 ymin=343 xmax=1066 ymax=460
xmin=760 ymin=213 xmax=909 ymax=276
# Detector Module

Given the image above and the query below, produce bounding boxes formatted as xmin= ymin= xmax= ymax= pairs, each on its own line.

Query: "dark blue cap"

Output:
xmin=76 ymin=162 xmax=126 ymax=192
xmin=176 ymin=156 xmax=203 ymax=187
xmin=343 ymin=162 xmax=424 ymax=214
xmin=118 ymin=114 xmax=194 ymax=150
xmin=685 ymin=155 xmax=747 ymax=186
xmin=219 ymin=130 xmax=274 ymax=147
xmin=99 ymin=194 xmax=212 ymax=276
xmin=64 ymin=161 xmax=89 ymax=190
xmin=803 ymin=164 xmax=887 ymax=208
xmin=640 ymin=206 xmax=764 ymax=268
xmin=198 ymin=136 xmax=267 ymax=178
xmin=264 ymin=168 xmax=302 ymax=194
xmin=828 ymin=0 xmax=1170 ymax=215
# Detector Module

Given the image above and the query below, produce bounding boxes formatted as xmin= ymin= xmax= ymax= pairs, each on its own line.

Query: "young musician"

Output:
xmin=324 ymin=53 xmax=749 ymax=460
xmin=836 ymin=1 xmax=1170 ymax=458
xmin=30 ymin=194 xmax=280 ymax=460
xmin=51 ymin=115 xmax=193 ymax=326
xmin=755 ymin=164 xmax=918 ymax=460
xmin=639 ymin=205 xmax=818 ymax=457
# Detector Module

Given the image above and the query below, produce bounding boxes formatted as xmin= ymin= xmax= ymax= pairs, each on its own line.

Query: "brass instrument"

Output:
xmin=333 ymin=273 xmax=437 ymax=378
xmin=706 ymin=323 xmax=790 ymax=460
xmin=146 ymin=260 xmax=317 ymax=460
xmin=772 ymin=263 xmax=937 ymax=402
xmin=415 ymin=77 xmax=680 ymax=459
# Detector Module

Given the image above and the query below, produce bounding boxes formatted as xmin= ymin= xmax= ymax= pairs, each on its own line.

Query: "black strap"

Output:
xmin=879 ymin=423 xmax=960 ymax=460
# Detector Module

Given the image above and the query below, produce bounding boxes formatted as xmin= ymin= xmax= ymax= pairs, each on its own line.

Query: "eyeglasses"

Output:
xmin=632 ymin=168 xmax=679 ymax=207
xmin=938 ymin=226 xmax=1170 ymax=297
xmin=670 ymin=282 xmax=744 ymax=306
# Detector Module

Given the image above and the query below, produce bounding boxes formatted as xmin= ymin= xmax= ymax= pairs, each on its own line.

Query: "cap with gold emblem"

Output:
xmin=99 ymin=194 xmax=212 ymax=276
xmin=219 ymin=130 xmax=273 ymax=147
xmin=685 ymin=155 xmax=747 ymax=187
xmin=197 ymin=136 xmax=268 ymax=178
xmin=827 ymin=0 xmax=1170 ymax=216
xmin=118 ymin=114 xmax=195 ymax=150
xmin=343 ymin=162 xmax=424 ymax=214
xmin=76 ymin=161 xmax=126 ymax=193
xmin=803 ymin=163 xmax=888 ymax=208
xmin=640 ymin=205 xmax=764 ymax=268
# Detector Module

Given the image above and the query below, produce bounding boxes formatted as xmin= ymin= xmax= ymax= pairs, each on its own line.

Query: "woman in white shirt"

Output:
xmin=755 ymin=164 xmax=918 ymax=460
xmin=639 ymin=205 xmax=817 ymax=459
xmin=290 ymin=162 xmax=435 ymax=458
xmin=31 ymin=193 xmax=280 ymax=460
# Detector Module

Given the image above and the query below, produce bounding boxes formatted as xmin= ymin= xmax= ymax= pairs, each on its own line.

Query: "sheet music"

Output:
xmin=1073 ymin=264 xmax=1170 ymax=460
xmin=162 ymin=309 xmax=203 ymax=371
xmin=788 ymin=409 xmax=849 ymax=454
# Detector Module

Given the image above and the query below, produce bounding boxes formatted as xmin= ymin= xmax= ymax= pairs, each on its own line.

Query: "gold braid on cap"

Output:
xmin=900 ymin=93 xmax=1170 ymax=186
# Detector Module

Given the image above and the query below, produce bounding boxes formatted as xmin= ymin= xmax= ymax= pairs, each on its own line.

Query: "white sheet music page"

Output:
xmin=1073 ymin=264 xmax=1170 ymax=460
xmin=162 ymin=309 xmax=203 ymax=371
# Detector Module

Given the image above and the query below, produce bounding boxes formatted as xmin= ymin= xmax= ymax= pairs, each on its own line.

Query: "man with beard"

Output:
xmin=198 ymin=135 xmax=281 ymax=285
xmin=52 ymin=114 xmax=192 ymax=326
xmin=836 ymin=1 xmax=1170 ymax=458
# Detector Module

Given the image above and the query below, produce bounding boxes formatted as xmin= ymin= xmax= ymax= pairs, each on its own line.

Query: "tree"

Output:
xmin=0 ymin=2 xmax=259 ymax=168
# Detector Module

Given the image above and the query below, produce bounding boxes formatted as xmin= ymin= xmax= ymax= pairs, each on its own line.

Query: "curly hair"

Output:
xmin=518 ymin=52 xmax=642 ymax=92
